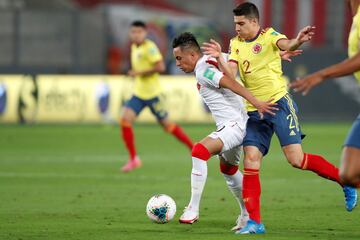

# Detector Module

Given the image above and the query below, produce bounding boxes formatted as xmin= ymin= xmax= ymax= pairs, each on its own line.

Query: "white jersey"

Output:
xmin=194 ymin=54 xmax=249 ymax=129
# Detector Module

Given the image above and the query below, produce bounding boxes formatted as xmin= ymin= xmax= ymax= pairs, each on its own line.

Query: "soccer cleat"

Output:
xmin=343 ymin=185 xmax=358 ymax=211
xmin=179 ymin=206 xmax=199 ymax=224
xmin=231 ymin=213 xmax=250 ymax=231
xmin=121 ymin=156 xmax=142 ymax=173
xmin=235 ymin=219 xmax=265 ymax=234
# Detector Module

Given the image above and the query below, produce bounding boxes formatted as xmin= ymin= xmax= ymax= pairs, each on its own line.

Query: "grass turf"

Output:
xmin=0 ymin=123 xmax=359 ymax=240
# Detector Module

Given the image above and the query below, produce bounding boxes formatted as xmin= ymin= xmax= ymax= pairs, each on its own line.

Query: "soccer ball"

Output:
xmin=146 ymin=194 xmax=176 ymax=223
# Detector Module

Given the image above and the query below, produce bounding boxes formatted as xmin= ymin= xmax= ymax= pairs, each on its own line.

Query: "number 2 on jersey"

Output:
xmin=243 ymin=60 xmax=251 ymax=74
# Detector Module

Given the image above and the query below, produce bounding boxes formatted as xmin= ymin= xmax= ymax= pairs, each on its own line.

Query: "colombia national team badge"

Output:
xmin=252 ymin=43 xmax=262 ymax=54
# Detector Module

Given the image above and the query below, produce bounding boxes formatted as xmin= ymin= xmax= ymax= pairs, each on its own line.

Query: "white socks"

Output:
xmin=188 ymin=157 xmax=208 ymax=213
xmin=223 ymin=170 xmax=248 ymax=217
xmin=187 ymin=158 xmax=247 ymax=217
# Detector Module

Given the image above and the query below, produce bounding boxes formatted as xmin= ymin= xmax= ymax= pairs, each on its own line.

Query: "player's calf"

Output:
xmin=179 ymin=143 xmax=211 ymax=224
xmin=282 ymin=144 xmax=303 ymax=168
xmin=162 ymin=122 xmax=193 ymax=150
xmin=220 ymin=160 xmax=249 ymax=230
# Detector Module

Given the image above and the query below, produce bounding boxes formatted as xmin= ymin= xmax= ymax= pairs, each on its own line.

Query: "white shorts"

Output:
xmin=208 ymin=120 xmax=246 ymax=165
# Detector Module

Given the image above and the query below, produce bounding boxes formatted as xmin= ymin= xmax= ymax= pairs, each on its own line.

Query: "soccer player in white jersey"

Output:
xmin=172 ymin=32 xmax=278 ymax=230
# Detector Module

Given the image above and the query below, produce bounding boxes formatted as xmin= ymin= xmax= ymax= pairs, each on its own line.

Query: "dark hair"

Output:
xmin=233 ymin=2 xmax=259 ymax=20
xmin=172 ymin=32 xmax=201 ymax=52
xmin=131 ymin=20 xmax=146 ymax=29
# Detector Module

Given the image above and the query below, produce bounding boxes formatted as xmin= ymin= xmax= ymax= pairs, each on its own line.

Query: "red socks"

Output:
xmin=243 ymin=168 xmax=261 ymax=223
xmin=301 ymin=153 xmax=341 ymax=185
xmin=241 ymin=154 xmax=340 ymax=224
xmin=122 ymin=121 xmax=193 ymax=160
xmin=169 ymin=124 xmax=193 ymax=150
xmin=192 ymin=143 xmax=211 ymax=160
xmin=220 ymin=162 xmax=238 ymax=175
xmin=121 ymin=121 xmax=137 ymax=160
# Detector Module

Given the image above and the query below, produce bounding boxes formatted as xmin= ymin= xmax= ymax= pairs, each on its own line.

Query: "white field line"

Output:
xmin=0 ymin=153 xmax=342 ymax=164
xmin=0 ymin=171 xmax=327 ymax=184
xmin=0 ymin=172 xmax=189 ymax=181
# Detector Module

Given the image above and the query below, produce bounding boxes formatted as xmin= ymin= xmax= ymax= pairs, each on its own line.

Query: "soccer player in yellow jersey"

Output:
xmin=121 ymin=21 xmax=193 ymax=172
xmin=202 ymin=2 xmax=357 ymax=234
xmin=291 ymin=0 xmax=360 ymax=188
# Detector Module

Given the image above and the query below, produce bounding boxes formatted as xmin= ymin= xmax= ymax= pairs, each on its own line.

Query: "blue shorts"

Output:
xmin=344 ymin=114 xmax=360 ymax=149
xmin=243 ymin=94 xmax=305 ymax=156
xmin=125 ymin=95 xmax=168 ymax=121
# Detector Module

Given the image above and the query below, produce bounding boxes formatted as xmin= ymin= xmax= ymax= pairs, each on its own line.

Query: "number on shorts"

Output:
xmin=287 ymin=114 xmax=295 ymax=130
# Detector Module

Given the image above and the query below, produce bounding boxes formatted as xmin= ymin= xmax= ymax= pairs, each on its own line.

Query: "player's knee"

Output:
xmin=192 ymin=143 xmax=211 ymax=161
xmin=220 ymin=162 xmax=238 ymax=175
xmin=244 ymin=151 xmax=261 ymax=165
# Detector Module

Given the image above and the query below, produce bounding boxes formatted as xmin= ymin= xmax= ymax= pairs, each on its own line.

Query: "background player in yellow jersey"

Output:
xmin=202 ymin=2 xmax=357 ymax=234
xmin=121 ymin=21 xmax=193 ymax=172
xmin=291 ymin=0 xmax=360 ymax=188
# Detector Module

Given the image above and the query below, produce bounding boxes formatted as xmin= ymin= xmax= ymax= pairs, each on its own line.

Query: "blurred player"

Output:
xmin=291 ymin=0 xmax=360 ymax=188
xmin=202 ymin=2 xmax=358 ymax=234
xmin=172 ymin=32 xmax=278 ymax=230
xmin=121 ymin=21 xmax=193 ymax=172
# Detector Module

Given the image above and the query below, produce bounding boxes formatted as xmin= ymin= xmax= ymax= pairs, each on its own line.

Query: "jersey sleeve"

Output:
xmin=268 ymin=28 xmax=288 ymax=50
xmin=228 ymin=38 xmax=239 ymax=64
xmin=147 ymin=42 xmax=163 ymax=63
xmin=197 ymin=66 xmax=224 ymax=88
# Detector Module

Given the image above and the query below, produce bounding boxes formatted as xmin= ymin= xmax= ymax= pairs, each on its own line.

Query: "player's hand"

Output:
xmin=128 ymin=70 xmax=138 ymax=77
xmin=296 ymin=26 xmax=316 ymax=44
xmin=280 ymin=50 xmax=303 ymax=62
xmin=201 ymin=39 xmax=222 ymax=58
xmin=254 ymin=98 xmax=279 ymax=119
xmin=289 ymin=73 xmax=324 ymax=95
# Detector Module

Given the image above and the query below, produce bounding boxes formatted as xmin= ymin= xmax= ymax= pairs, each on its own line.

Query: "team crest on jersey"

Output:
xmin=252 ymin=43 xmax=262 ymax=54
xmin=236 ymin=49 xmax=239 ymax=54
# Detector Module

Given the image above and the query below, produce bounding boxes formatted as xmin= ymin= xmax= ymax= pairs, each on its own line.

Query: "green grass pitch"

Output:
xmin=0 ymin=123 xmax=359 ymax=240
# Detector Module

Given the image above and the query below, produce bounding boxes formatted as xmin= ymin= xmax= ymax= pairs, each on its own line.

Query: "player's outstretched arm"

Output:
xmin=277 ymin=26 xmax=315 ymax=51
xmin=202 ymin=39 xmax=238 ymax=78
xmin=128 ymin=60 xmax=165 ymax=77
xmin=219 ymin=75 xmax=278 ymax=118
xmin=290 ymin=51 xmax=360 ymax=95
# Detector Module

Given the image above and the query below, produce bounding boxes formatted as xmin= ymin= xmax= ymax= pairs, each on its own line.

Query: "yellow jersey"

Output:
xmin=348 ymin=5 xmax=360 ymax=84
xmin=229 ymin=28 xmax=288 ymax=111
xmin=131 ymin=39 xmax=163 ymax=99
